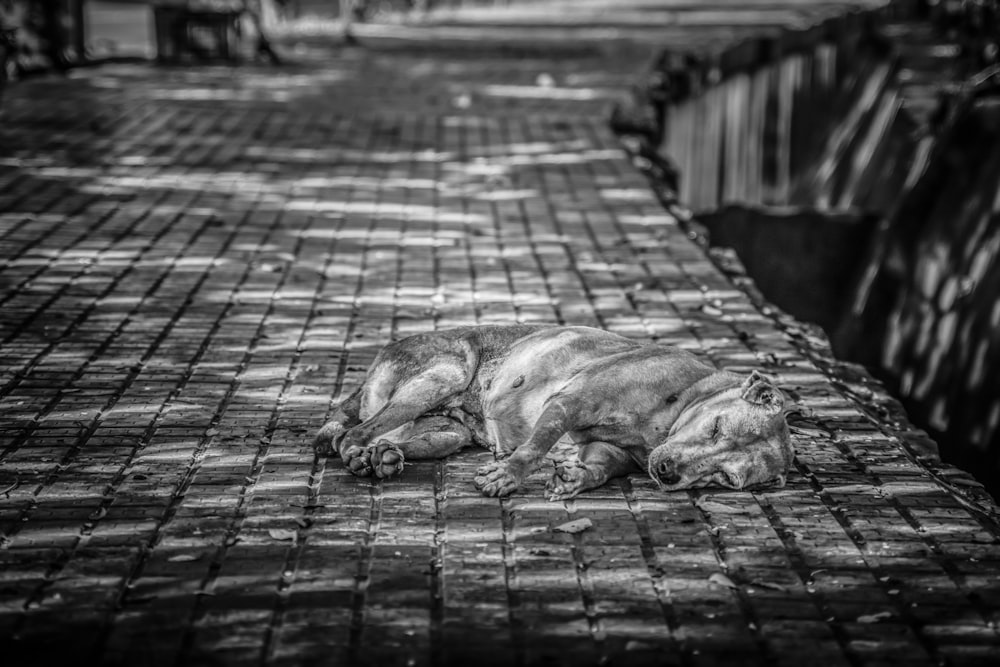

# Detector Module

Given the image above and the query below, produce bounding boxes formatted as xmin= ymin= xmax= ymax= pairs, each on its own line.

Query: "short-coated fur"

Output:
xmin=314 ymin=325 xmax=792 ymax=499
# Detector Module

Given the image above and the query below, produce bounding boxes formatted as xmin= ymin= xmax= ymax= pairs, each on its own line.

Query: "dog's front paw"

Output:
xmin=343 ymin=441 xmax=405 ymax=479
xmin=474 ymin=460 xmax=520 ymax=497
xmin=546 ymin=459 xmax=590 ymax=501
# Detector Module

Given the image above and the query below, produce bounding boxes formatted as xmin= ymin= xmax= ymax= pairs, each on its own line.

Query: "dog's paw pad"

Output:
xmin=343 ymin=441 xmax=405 ymax=479
xmin=371 ymin=440 xmax=405 ymax=479
xmin=343 ymin=445 xmax=374 ymax=477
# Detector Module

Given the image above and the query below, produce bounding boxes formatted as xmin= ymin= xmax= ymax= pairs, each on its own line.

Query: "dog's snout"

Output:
xmin=655 ymin=460 xmax=681 ymax=485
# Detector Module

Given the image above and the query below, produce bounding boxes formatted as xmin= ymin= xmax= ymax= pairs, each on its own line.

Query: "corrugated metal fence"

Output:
xmin=661 ymin=27 xmax=910 ymax=212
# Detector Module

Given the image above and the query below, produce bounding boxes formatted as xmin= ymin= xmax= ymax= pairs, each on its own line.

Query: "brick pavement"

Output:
xmin=2 ymin=4 xmax=1000 ymax=666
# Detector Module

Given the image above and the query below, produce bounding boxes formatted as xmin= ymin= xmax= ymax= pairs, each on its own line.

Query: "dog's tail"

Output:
xmin=314 ymin=421 xmax=348 ymax=456
xmin=314 ymin=388 xmax=363 ymax=456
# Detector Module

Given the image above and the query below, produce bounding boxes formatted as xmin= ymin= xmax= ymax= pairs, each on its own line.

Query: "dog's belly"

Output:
xmin=481 ymin=327 xmax=640 ymax=453
xmin=482 ymin=381 xmax=562 ymax=454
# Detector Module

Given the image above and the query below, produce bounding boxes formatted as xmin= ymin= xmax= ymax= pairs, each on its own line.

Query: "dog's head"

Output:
xmin=647 ymin=371 xmax=792 ymax=490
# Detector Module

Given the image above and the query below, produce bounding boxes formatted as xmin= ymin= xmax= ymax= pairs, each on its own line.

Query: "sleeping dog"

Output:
xmin=314 ymin=325 xmax=792 ymax=499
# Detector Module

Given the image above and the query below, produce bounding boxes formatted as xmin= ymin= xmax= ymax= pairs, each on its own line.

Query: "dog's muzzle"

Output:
xmin=649 ymin=449 xmax=682 ymax=486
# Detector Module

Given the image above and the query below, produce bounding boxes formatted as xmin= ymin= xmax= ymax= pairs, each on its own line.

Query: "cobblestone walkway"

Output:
xmin=2 ymin=4 xmax=1000 ymax=666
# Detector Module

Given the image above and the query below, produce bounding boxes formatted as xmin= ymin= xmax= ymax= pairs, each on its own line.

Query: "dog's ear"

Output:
xmin=740 ymin=371 xmax=784 ymax=414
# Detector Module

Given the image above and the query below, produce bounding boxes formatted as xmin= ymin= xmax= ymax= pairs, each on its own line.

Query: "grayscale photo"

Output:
xmin=1 ymin=1 xmax=998 ymax=665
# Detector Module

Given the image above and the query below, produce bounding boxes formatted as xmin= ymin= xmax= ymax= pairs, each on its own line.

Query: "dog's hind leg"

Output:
xmin=362 ymin=415 xmax=473 ymax=479
xmin=395 ymin=415 xmax=473 ymax=459
xmin=313 ymin=387 xmax=363 ymax=456
xmin=340 ymin=364 xmax=472 ymax=477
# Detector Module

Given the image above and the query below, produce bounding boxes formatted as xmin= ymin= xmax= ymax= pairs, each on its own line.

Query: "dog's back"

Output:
xmin=358 ymin=324 xmax=546 ymax=421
